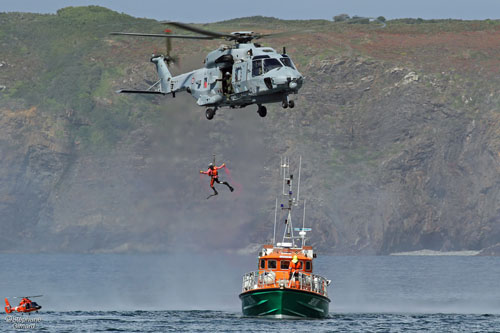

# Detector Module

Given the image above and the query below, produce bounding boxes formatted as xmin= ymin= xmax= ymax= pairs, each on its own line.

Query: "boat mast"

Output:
xmin=296 ymin=156 xmax=302 ymax=206
xmin=273 ymin=198 xmax=278 ymax=245
xmin=279 ymin=156 xmax=299 ymax=248
xmin=301 ymin=199 xmax=306 ymax=248
xmin=275 ymin=156 xmax=312 ymax=249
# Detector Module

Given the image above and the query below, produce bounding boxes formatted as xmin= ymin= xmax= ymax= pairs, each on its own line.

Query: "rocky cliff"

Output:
xmin=0 ymin=7 xmax=499 ymax=254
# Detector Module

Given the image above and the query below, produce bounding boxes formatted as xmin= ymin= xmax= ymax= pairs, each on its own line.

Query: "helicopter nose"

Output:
xmin=288 ymin=71 xmax=303 ymax=90
xmin=273 ymin=68 xmax=303 ymax=90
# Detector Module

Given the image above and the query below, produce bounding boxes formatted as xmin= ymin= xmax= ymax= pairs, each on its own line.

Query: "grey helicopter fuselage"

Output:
xmin=149 ymin=41 xmax=303 ymax=118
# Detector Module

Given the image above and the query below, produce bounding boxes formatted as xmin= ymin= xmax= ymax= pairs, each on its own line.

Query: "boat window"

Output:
xmin=280 ymin=260 xmax=290 ymax=270
xmin=305 ymin=261 xmax=312 ymax=271
xmin=280 ymin=57 xmax=296 ymax=69
xmin=263 ymin=58 xmax=282 ymax=73
xmin=252 ymin=59 xmax=263 ymax=77
xmin=268 ymin=260 xmax=277 ymax=269
xmin=260 ymin=259 xmax=265 ymax=269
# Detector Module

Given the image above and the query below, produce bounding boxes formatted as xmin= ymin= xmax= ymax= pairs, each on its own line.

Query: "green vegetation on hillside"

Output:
xmin=0 ymin=6 xmax=162 ymax=150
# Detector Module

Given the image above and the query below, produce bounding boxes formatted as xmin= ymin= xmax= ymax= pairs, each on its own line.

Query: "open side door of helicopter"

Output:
xmin=232 ymin=61 xmax=249 ymax=94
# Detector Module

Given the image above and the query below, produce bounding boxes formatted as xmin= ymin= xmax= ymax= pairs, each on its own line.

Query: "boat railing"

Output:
xmin=241 ymin=270 xmax=330 ymax=297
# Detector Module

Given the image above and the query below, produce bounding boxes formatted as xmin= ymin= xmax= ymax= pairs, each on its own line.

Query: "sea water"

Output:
xmin=1 ymin=254 xmax=499 ymax=332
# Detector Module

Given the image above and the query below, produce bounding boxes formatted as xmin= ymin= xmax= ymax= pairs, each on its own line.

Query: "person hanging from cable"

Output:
xmin=200 ymin=162 xmax=234 ymax=198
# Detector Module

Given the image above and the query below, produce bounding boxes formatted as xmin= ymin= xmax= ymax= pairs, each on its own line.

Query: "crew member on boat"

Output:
xmin=289 ymin=255 xmax=302 ymax=286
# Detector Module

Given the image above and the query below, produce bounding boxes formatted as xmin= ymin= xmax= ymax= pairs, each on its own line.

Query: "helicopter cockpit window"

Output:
xmin=252 ymin=60 xmax=263 ymax=77
xmin=280 ymin=57 xmax=296 ymax=69
xmin=263 ymin=58 xmax=282 ymax=73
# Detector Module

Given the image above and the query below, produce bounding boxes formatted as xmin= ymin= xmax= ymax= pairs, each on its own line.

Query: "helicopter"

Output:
xmin=110 ymin=22 xmax=304 ymax=120
xmin=5 ymin=295 xmax=42 ymax=314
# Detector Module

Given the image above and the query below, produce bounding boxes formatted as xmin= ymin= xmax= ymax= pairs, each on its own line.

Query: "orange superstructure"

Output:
xmin=242 ymin=243 xmax=329 ymax=297
xmin=258 ymin=246 xmax=313 ymax=286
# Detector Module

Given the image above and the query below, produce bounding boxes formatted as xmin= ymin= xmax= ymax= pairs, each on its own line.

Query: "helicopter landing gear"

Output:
xmin=282 ymin=97 xmax=295 ymax=109
xmin=257 ymin=105 xmax=267 ymax=117
xmin=205 ymin=108 xmax=216 ymax=120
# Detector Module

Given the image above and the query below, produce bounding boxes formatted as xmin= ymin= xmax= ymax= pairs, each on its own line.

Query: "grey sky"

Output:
xmin=2 ymin=0 xmax=499 ymax=22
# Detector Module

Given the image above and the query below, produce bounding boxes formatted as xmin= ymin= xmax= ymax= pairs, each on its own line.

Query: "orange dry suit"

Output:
xmin=289 ymin=261 xmax=302 ymax=280
xmin=200 ymin=164 xmax=233 ymax=195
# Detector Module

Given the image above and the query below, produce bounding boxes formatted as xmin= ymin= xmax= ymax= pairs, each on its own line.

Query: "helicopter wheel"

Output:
xmin=288 ymin=100 xmax=295 ymax=108
xmin=282 ymin=101 xmax=288 ymax=109
xmin=258 ymin=106 xmax=267 ymax=117
xmin=205 ymin=108 xmax=216 ymax=120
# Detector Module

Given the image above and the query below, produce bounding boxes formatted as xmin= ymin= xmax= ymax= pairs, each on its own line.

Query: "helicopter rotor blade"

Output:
xmin=162 ymin=22 xmax=233 ymax=39
xmin=164 ymin=30 xmax=172 ymax=65
xmin=255 ymin=30 xmax=305 ymax=40
xmin=166 ymin=37 xmax=171 ymax=58
xmin=10 ymin=295 xmax=43 ymax=299
xmin=110 ymin=32 xmax=213 ymax=39
xmin=162 ymin=30 xmax=180 ymax=66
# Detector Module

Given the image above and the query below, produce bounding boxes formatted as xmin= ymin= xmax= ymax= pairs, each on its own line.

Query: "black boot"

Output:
xmin=207 ymin=187 xmax=218 ymax=199
xmin=224 ymin=182 xmax=234 ymax=192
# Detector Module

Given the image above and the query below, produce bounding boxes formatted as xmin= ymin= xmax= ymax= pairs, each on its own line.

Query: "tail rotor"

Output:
xmin=164 ymin=29 xmax=179 ymax=66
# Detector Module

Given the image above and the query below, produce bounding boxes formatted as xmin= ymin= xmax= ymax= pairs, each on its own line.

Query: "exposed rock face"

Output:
xmin=261 ymin=57 xmax=500 ymax=254
xmin=0 ymin=9 xmax=499 ymax=254
xmin=478 ymin=243 xmax=500 ymax=256
xmin=0 ymin=104 xmax=71 ymax=249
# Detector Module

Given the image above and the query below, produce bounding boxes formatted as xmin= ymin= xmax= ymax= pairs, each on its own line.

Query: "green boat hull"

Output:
xmin=239 ymin=288 xmax=330 ymax=319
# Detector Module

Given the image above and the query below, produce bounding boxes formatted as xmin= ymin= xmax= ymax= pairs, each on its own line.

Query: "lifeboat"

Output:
xmin=239 ymin=157 xmax=331 ymax=319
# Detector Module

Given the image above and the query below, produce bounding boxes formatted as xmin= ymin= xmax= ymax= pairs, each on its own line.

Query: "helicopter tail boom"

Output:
xmin=117 ymin=90 xmax=165 ymax=95
xmin=5 ymin=298 xmax=12 ymax=313
xmin=150 ymin=55 xmax=173 ymax=93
